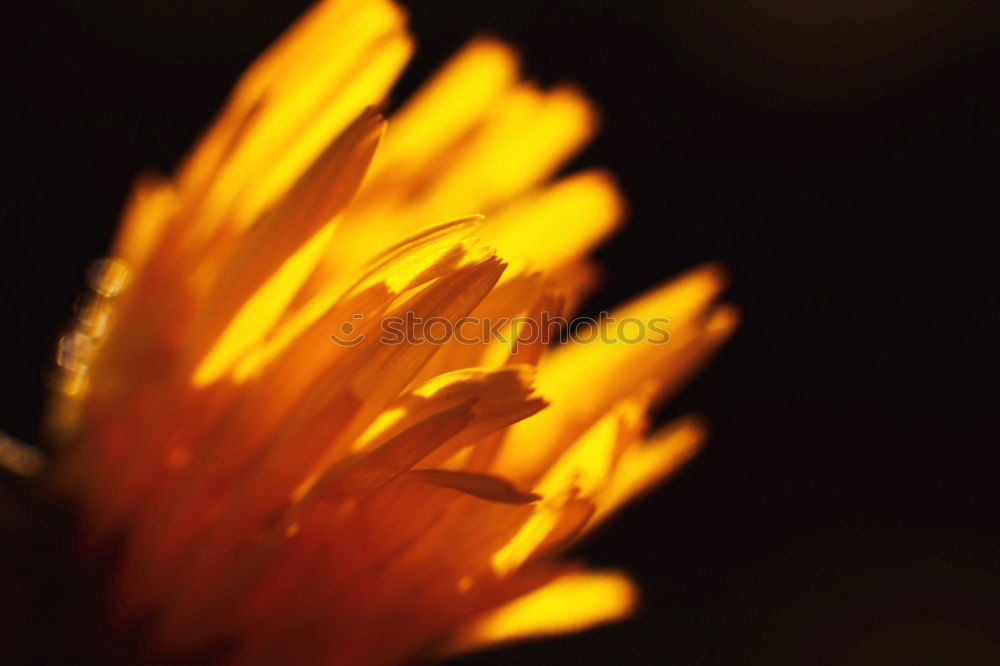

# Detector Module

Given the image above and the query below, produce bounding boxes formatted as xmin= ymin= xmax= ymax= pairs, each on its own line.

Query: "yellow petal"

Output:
xmin=444 ymin=570 xmax=637 ymax=655
xmin=533 ymin=386 xmax=655 ymax=499
xmin=230 ymin=31 xmax=411 ymax=227
xmin=181 ymin=0 xmax=410 ymax=236
xmin=590 ymin=415 xmax=706 ymax=527
xmin=237 ymin=216 xmax=486 ymax=382
xmin=180 ymin=0 xmax=400 ymax=188
xmin=411 ymin=83 xmax=598 ymax=222
xmin=483 ymin=169 xmax=625 ymax=275
xmin=253 ymin=257 xmax=507 ymax=503
xmin=494 ymin=263 xmax=728 ymax=483
xmin=490 ymin=504 xmax=562 ymax=575
xmin=191 ymin=221 xmax=336 ymax=386
xmin=190 ymin=111 xmax=385 ymax=385
xmin=372 ymin=37 xmax=520 ymax=178
xmin=357 ymin=365 xmax=546 ymax=461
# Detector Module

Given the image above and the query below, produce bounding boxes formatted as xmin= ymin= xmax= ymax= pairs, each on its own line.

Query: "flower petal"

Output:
xmin=405 ymin=469 xmax=540 ymax=504
xmin=442 ymin=570 xmax=638 ymax=656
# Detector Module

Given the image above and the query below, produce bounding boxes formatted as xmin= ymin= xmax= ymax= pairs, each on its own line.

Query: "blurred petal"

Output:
xmin=443 ymin=570 xmax=638 ymax=656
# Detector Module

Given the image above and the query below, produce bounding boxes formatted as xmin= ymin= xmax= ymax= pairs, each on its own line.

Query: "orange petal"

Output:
xmin=405 ymin=469 xmax=540 ymax=504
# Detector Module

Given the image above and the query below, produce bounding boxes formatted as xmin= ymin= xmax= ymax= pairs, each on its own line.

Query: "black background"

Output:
xmin=3 ymin=0 xmax=1000 ymax=664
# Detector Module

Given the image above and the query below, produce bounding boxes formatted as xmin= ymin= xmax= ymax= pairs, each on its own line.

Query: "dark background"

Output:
xmin=3 ymin=0 xmax=1000 ymax=664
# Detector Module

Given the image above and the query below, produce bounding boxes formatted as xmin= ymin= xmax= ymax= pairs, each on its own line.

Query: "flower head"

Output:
xmin=50 ymin=0 xmax=736 ymax=663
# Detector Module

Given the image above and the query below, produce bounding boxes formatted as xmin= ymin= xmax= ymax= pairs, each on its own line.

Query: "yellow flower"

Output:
xmin=49 ymin=0 xmax=737 ymax=663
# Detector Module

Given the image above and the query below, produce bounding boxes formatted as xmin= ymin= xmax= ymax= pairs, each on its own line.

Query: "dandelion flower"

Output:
xmin=45 ymin=0 xmax=738 ymax=663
